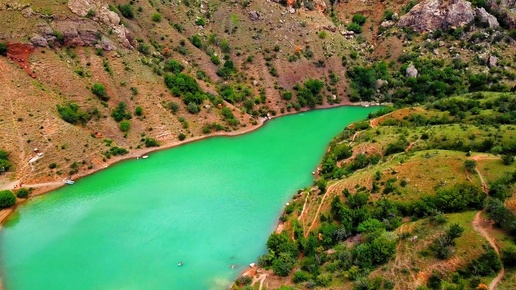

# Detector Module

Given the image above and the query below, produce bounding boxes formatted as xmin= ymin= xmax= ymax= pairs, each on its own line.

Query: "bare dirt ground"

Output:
xmin=7 ymin=43 xmax=35 ymax=78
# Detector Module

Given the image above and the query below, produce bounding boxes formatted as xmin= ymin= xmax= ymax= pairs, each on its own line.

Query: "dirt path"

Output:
xmin=304 ymin=181 xmax=339 ymax=237
xmin=298 ymin=192 xmax=310 ymax=234
xmin=471 ymin=165 xmax=504 ymax=290
xmin=251 ymin=273 xmax=267 ymax=290
xmin=475 ymin=166 xmax=489 ymax=195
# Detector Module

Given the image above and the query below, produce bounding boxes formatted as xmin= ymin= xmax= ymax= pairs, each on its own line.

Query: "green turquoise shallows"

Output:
xmin=1 ymin=107 xmax=377 ymax=290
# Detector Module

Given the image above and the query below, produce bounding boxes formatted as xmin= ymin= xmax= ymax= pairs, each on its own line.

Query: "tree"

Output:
xmin=464 ymin=160 xmax=477 ymax=173
xmin=164 ymin=60 xmax=184 ymax=74
xmin=484 ymin=197 xmax=511 ymax=227
xmin=502 ymin=154 xmax=514 ymax=165
xmin=135 ymin=106 xmax=143 ymax=116
xmin=0 ymin=150 xmax=11 ymax=172
xmin=315 ymin=177 xmax=327 ymax=194
xmin=0 ymin=190 xmax=16 ymax=208
xmin=111 ymin=102 xmax=131 ymax=122
xmin=16 ymin=188 xmax=30 ymax=198
xmin=91 ymin=83 xmax=109 ymax=101
xmin=118 ymin=4 xmax=134 ymax=19
xmin=119 ymin=120 xmax=131 ymax=132
xmin=272 ymin=252 xmax=295 ymax=276
xmin=352 ymin=14 xmax=367 ymax=25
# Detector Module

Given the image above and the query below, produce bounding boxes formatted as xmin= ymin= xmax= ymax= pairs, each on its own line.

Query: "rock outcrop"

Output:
xmin=398 ymin=0 xmax=475 ymax=32
xmin=475 ymin=7 xmax=500 ymax=29
xmin=406 ymin=63 xmax=418 ymax=78
xmin=68 ymin=0 xmax=133 ymax=48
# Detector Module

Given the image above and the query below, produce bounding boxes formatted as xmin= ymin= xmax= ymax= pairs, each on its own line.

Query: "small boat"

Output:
xmin=64 ymin=180 xmax=75 ymax=185
xmin=142 ymin=155 xmax=149 ymax=159
xmin=178 ymin=262 xmax=184 ymax=266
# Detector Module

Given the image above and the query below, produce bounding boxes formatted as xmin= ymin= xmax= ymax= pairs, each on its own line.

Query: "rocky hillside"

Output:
xmin=0 ymin=0 xmax=515 ymax=192
xmin=238 ymin=92 xmax=516 ymax=289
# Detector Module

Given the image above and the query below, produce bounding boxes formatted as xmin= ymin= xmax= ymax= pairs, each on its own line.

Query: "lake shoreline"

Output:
xmin=1 ymin=102 xmax=384 ymax=225
xmin=0 ymin=102 xmax=384 ymax=290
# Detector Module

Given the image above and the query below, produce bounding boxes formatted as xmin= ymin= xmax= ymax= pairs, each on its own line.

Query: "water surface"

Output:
xmin=1 ymin=106 xmax=377 ymax=289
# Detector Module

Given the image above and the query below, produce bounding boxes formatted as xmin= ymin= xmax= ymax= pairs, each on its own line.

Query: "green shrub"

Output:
xmin=502 ymin=246 xmax=516 ymax=268
xmin=0 ymin=190 xmax=16 ymax=208
xmin=195 ymin=17 xmax=205 ymax=26
xmin=151 ymin=13 xmax=161 ymax=22
xmin=164 ymin=60 xmax=184 ymax=74
xmin=144 ymin=138 xmax=159 ymax=147
xmin=119 ymin=120 xmax=131 ymax=132
xmin=383 ymin=10 xmax=394 ymax=21
xmin=187 ymin=102 xmax=200 ymax=114
xmin=234 ymin=276 xmax=252 ymax=286
xmin=135 ymin=106 xmax=143 ymax=116
xmin=118 ymin=4 xmax=134 ymax=19
xmin=16 ymin=188 xmax=30 ymax=198
xmin=348 ymin=22 xmax=362 ymax=33
xmin=111 ymin=102 xmax=131 ymax=122
xmin=49 ymin=163 xmax=57 ymax=169
xmin=0 ymin=43 xmax=7 ymax=56
xmin=352 ymin=14 xmax=367 ymax=25
xmin=292 ymin=271 xmax=311 ymax=283
xmin=190 ymin=35 xmax=202 ymax=48
xmin=178 ymin=133 xmax=186 ymax=141
xmin=92 ymin=83 xmax=109 ymax=101
xmin=110 ymin=146 xmax=128 ymax=156
xmin=57 ymin=103 xmax=90 ymax=125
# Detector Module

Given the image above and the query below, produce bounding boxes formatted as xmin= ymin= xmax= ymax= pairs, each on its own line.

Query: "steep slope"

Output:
xmin=239 ymin=92 xmax=516 ymax=289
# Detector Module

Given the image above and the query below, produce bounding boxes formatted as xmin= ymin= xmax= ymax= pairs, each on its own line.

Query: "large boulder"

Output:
xmin=406 ymin=63 xmax=418 ymax=78
xmin=398 ymin=0 xmax=475 ymax=32
xmin=475 ymin=7 xmax=500 ymax=29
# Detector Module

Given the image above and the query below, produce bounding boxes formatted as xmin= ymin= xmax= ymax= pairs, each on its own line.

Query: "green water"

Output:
xmin=1 ymin=106 xmax=377 ymax=290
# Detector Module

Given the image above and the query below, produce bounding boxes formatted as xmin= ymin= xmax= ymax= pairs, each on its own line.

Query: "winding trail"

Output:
xmin=471 ymin=164 xmax=504 ymax=290
xmin=304 ymin=181 xmax=339 ymax=237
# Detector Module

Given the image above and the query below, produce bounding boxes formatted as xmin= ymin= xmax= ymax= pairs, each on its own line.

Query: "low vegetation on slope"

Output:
xmin=236 ymin=92 xmax=516 ymax=289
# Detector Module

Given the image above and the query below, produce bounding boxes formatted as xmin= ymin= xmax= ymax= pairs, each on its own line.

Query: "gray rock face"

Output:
xmin=406 ymin=63 xmax=418 ymax=78
xmin=53 ymin=20 xmax=101 ymax=47
xmin=475 ymin=7 xmax=500 ymax=29
xmin=398 ymin=0 xmax=475 ymax=32
xmin=68 ymin=0 xmax=133 ymax=48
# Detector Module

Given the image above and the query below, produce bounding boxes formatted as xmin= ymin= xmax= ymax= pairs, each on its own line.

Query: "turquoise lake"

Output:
xmin=0 ymin=106 xmax=377 ymax=290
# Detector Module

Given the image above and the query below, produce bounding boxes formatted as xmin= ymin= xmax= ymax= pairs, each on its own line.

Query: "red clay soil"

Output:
xmin=7 ymin=43 xmax=36 ymax=78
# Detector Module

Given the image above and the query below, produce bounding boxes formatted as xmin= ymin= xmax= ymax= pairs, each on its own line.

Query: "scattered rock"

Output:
xmin=30 ymin=35 xmax=48 ymax=47
xmin=249 ymin=10 xmax=260 ymax=21
xmin=398 ymin=0 xmax=475 ymax=32
xmin=288 ymin=7 xmax=296 ymax=14
xmin=488 ymin=55 xmax=498 ymax=67
xmin=323 ymin=25 xmax=336 ymax=32
xmin=475 ymin=7 xmax=500 ymax=29
xmin=375 ymin=79 xmax=389 ymax=89
xmin=380 ymin=20 xmax=395 ymax=28
xmin=406 ymin=63 xmax=418 ymax=78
